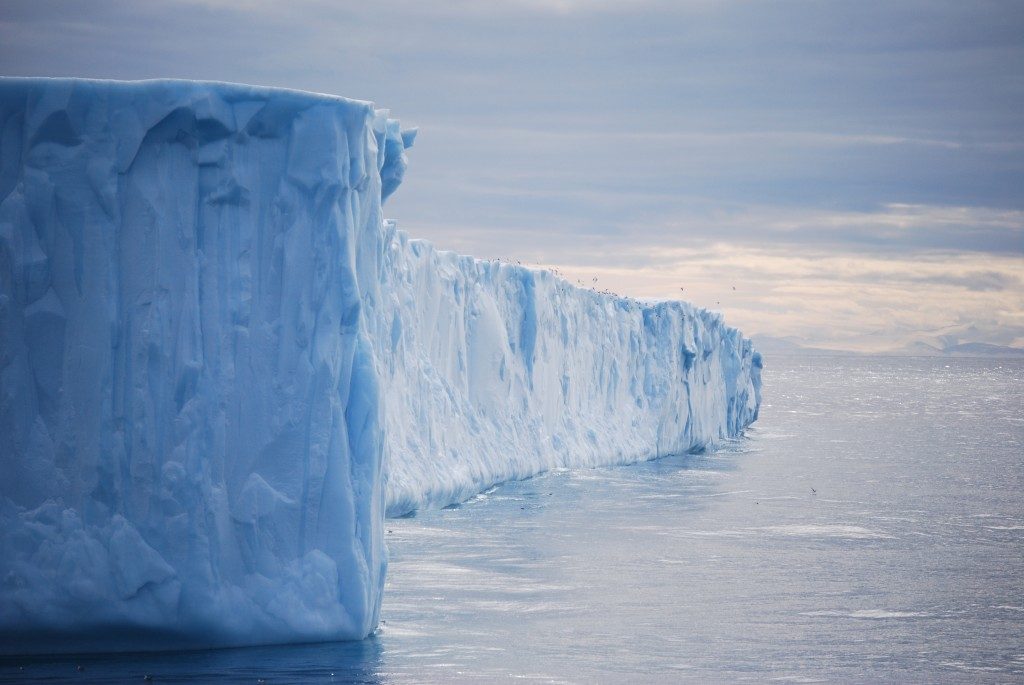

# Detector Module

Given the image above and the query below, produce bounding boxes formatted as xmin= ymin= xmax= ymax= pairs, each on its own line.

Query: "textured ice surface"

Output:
xmin=0 ymin=78 xmax=760 ymax=653
xmin=0 ymin=78 xmax=399 ymax=651
xmin=378 ymin=231 xmax=761 ymax=515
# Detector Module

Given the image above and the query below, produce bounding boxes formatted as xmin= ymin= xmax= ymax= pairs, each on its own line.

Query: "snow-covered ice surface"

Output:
xmin=0 ymin=78 xmax=760 ymax=653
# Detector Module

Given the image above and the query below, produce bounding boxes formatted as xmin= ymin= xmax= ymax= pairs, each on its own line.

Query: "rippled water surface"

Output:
xmin=3 ymin=356 xmax=1022 ymax=682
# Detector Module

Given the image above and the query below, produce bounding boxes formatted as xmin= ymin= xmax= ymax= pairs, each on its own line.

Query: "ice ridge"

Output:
xmin=0 ymin=78 xmax=761 ymax=653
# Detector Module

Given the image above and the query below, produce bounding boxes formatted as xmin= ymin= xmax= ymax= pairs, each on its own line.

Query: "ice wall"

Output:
xmin=0 ymin=78 xmax=403 ymax=651
xmin=377 ymin=232 xmax=761 ymax=515
xmin=0 ymin=78 xmax=760 ymax=653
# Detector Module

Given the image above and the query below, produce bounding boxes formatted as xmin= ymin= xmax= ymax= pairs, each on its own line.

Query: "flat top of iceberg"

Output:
xmin=0 ymin=76 xmax=377 ymax=110
xmin=400 ymin=234 xmax=726 ymax=323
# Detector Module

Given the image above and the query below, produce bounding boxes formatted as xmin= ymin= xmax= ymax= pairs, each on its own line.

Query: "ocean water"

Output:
xmin=3 ymin=355 xmax=1022 ymax=682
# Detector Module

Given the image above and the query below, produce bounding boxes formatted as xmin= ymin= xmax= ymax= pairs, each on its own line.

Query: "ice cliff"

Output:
xmin=379 ymin=232 xmax=761 ymax=515
xmin=0 ymin=78 xmax=761 ymax=653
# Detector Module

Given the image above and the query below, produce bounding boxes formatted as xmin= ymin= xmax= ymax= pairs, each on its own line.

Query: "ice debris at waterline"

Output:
xmin=0 ymin=78 xmax=762 ymax=653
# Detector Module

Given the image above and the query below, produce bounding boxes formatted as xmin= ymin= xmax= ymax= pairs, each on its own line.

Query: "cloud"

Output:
xmin=522 ymin=243 xmax=1024 ymax=352
xmin=2 ymin=0 xmax=1022 ymax=349
xmin=396 ymin=202 xmax=1024 ymax=264
xmin=387 ymin=204 xmax=1024 ymax=352
xmin=903 ymin=271 xmax=1019 ymax=293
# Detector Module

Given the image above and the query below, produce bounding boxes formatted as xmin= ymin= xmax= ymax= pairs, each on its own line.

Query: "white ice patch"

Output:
xmin=800 ymin=609 xmax=932 ymax=619
xmin=755 ymin=524 xmax=895 ymax=540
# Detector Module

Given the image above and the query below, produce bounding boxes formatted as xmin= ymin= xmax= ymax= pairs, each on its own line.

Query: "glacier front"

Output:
xmin=0 ymin=78 xmax=761 ymax=653
xmin=378 ymin=231 xmax=762 ymax=515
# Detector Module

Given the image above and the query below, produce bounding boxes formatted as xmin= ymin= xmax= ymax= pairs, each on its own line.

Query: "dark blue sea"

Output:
xmin=3 ymin=356 xmax=1022 ymax=682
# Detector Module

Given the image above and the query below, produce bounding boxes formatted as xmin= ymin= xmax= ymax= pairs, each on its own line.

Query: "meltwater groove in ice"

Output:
xmin=0 ymin=78 xmax=760 ymax=653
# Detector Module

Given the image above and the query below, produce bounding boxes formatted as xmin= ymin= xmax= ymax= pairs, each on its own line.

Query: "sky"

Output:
xmin=2 ymin=0 xmax=1022 ymax=351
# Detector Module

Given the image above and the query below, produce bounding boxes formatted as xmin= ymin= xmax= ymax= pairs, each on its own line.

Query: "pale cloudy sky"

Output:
xmin=3 ymin=0 xmax=1022 ymax=350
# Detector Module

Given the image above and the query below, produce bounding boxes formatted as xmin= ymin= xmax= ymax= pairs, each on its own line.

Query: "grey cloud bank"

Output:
xmin=2 ymin=0 xmax=1022 ymax=349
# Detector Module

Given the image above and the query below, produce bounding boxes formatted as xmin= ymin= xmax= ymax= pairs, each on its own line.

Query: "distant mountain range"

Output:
xmin=750 ymin=335 xmax=1024 ymax=358
xmin=898 ymin=341 xmax=1024 ymax=358
xmin=749 ymin=335 xmax=856 ymax=356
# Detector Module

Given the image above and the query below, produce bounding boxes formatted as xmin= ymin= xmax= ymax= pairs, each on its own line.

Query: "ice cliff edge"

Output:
xmin=0 ymin=78 xmax=761 ymax=653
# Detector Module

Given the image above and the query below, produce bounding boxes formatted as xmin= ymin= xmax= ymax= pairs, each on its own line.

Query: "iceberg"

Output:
xmin=0 ymin=78 xmax=761 ymax=653
xmin=378 ymin=232 xmax=762 ymax=515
